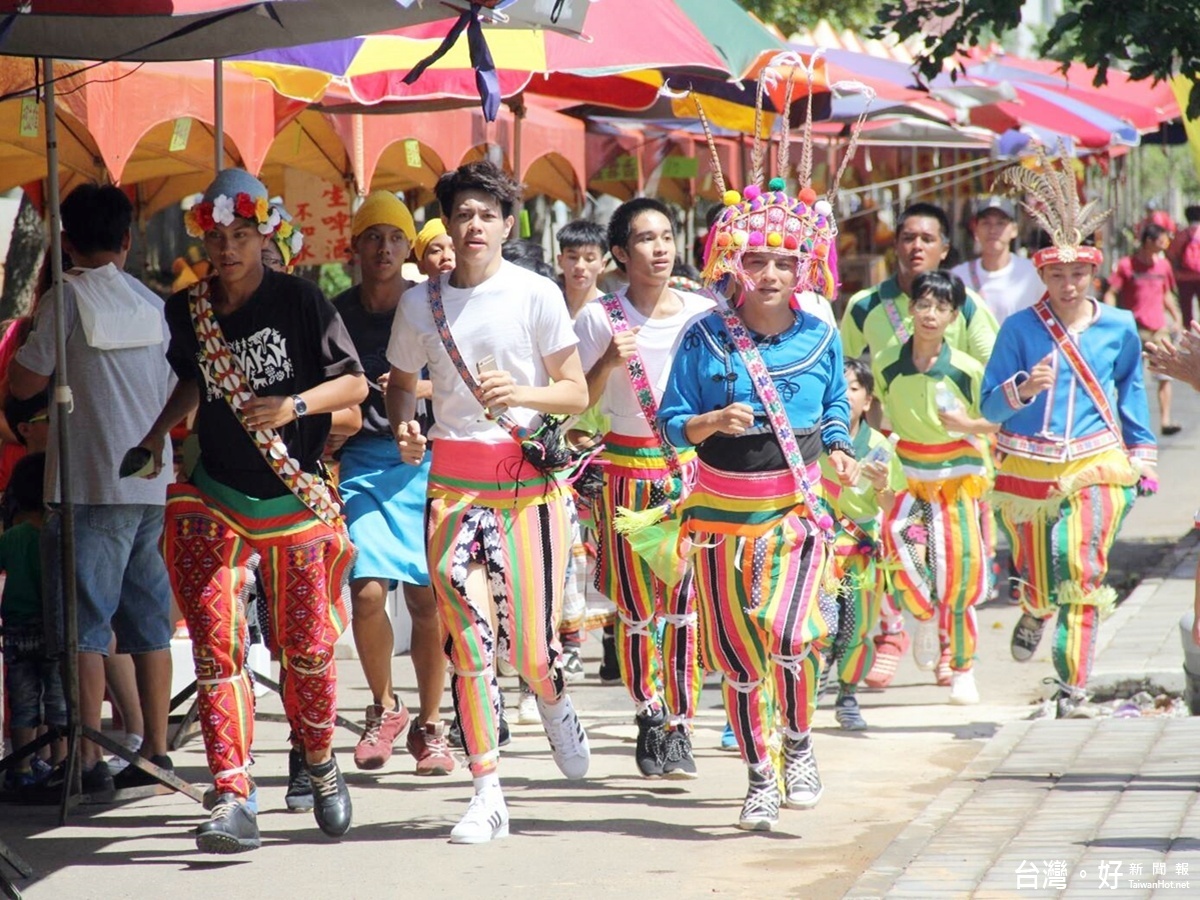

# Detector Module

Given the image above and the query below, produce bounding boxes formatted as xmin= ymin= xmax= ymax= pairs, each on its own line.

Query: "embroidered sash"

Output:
xmin=1032 ymin=299 xmax=1123 ymax=446
xmin=880 ymin=283 xmax=911 ymax=345
xmin=597 ymin=291 xmax=683 ymax=484
xmin=426 ymin=273 xmax=531 ymax=441
xmin=711 ymin=300 xmax=834 ymax=540
xmin=188 ymin=281 xmax=344 ymax=529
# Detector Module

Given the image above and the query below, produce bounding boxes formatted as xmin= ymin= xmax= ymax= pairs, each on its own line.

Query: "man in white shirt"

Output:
xmin=385 ymin=161 xmax=591 ymax=844
xmin=951 ymin=196 xmax=1045 ymax=326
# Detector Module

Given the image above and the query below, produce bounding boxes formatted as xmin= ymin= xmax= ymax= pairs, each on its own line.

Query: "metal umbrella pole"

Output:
xmin=41 ymin=56 xmax=83 ymax=827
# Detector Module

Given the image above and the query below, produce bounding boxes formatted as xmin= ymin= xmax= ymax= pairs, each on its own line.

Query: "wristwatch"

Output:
xmin=291 ymin=394 xmax=308 ymax=419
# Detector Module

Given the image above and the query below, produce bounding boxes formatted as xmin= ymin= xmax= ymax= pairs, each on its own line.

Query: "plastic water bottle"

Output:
xmin=934 ymin=382 xmax=964 ymax=438
xmin=853 ymin=433 xmax=900 ymax=493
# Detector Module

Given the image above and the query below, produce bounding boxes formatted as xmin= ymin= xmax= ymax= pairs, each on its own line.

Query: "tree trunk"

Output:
xmin=0 ymin=190 xmax=46 ymax=322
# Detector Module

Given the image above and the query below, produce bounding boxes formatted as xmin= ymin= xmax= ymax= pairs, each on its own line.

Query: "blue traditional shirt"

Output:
xmin=980 ymin=300 xmax=1157 ymax=464
xmin=659 ymin=310 xmax=852 ymax=454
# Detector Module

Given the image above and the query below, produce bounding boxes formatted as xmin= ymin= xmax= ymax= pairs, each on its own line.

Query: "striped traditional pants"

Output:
xmin=426 ymin=442 xmax=571 ymax=778
xmin=883 ymin=488 xmax=986 ymax=671
xmin=595 ymin=435 xmax=701 ymax=725
xmin=822 ymin=548 xmax=884 ymax=687
xmin=998 ymin=482 xmax=1134 ymax=688
xmin=693 ymin=512 xmax=828 ymax=768
xmin=162 ymin=476 xmax=352 ymax=799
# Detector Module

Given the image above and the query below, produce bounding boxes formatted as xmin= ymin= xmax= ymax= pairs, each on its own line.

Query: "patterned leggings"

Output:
xmin=693 ymin=513 xmax=828 ymax=768
xmin=999 ymin=483 xmax=1134 ymax=687
xmin=162 ymin=482 xmax=352 ymax=799
xmin=427 ymin=494 xmax=571 ymax=777
xmin=884 ymin=488 xmax=986 ymax=671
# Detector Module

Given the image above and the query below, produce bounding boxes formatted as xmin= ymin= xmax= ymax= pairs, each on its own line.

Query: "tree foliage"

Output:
xmin=874 ymin=0 xmax=1200 ymax=119
xmin=738 ymin=0 xmax=883 ymax=36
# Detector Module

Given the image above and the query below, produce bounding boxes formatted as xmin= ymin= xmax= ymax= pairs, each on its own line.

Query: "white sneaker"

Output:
xmin=949 ymin=669 xmax=980 ymax=705
xmin=537 ymin=694 xmax=590 ymax=780
xmin=517 ymin=686 xmax=540 ymax=725
xmin=913 ymin=617 xmax=939 ymax=671
xmin=782 ymin=737 xmax=823 ymax=810
xmin=449 ymin=786 xmax=509 ymax=844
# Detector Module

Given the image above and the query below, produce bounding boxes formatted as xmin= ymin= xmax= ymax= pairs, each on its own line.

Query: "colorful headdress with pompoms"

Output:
xmin=697 ymin=52 xmax=875 ymax=304
xmin=270 ymin=204 xmax=305 ymax=270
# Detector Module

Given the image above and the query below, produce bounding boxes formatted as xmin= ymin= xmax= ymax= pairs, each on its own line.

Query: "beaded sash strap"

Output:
xmin=880 ymin=289 xmax=911 ymax=345
xmin=597 ymin=292 xmax=684 ymax=484
xmin=188 ymin=281 xmax=345 ymax=529
xmin=1032 ymin=299 xmax=1122 ymax=446
xmin=426 ymin=273 xmax=530 ymax=441
xmin=713 ymin=302 xmax=834 ymax=540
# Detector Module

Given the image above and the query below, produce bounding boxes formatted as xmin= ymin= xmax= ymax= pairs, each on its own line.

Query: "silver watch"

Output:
xmin=291 ymin=394 xmax=308 ymax=419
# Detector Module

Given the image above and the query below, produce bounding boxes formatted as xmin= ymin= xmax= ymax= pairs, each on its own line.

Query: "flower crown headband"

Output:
xmin=695 ymin=51 xmax=875 ymax=301
xmin=185 ymin=191 xmax=283 ymax=239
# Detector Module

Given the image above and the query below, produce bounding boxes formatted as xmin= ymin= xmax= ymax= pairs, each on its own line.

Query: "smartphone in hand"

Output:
xmin=476 ymin=354 xmax=506 ymax=418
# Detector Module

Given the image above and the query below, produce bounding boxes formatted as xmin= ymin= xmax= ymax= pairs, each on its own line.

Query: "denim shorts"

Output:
xmin=4 ymin=651 xmax=67 ymax=729
xmin=44 ymin=504 xmax=173 ymax=655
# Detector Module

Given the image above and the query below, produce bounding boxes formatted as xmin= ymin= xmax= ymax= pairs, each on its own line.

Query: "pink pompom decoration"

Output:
xmin=815 ymin=513 xmax=834 ymax=532
xmin=743 ymin=184 xmax=762 ymax=201
xmin=747 ymin=231 xmax=765 ymax=247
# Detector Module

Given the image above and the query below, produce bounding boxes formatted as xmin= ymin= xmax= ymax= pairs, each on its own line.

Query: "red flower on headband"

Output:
xmin=234 ymin=192 xmax=257 ymax=221
xmin=193 ymin=203 xmax=215 ymax=233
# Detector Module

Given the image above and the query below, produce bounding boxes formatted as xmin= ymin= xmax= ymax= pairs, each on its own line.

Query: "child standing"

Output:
xmin=817 ymin=359 xmax=900 ymax=730
xmin=873 ymin=271 xmax=999 ymax=705
xmin=0 ymin=452 xmax=65 ymax=789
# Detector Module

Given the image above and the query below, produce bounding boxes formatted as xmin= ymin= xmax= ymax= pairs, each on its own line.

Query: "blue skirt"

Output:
xmin=339 ymin=434 xmax=430 ymax=586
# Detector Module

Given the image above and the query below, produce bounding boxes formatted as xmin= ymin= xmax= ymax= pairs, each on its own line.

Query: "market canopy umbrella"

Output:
xmin=0 ymin=0 xmax=580 ymax=61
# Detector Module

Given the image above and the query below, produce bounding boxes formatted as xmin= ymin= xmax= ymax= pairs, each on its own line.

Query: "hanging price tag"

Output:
xmin=169 ymin=117 xmax=192 ymax=152
xmin=18 ymin=98 xmax=38 ymax=138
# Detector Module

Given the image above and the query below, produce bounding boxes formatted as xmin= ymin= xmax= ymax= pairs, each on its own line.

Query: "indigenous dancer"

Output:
xmin=385 ymin=160 xmax=591 ymax=844
xmin=982 ymin=150 xmax=1157 ymax=718
xmin=816 ymin=358 xmax=900 ymax=729
xmin=575 ymin=197 xmax=713 ymax=777
xmin=140 ymin=169 xmax=368 ymax=852
xmin=874 ymin=271 xmax=999 ymax=705
xmin=333 ymin=193 xmax=454 ymax=777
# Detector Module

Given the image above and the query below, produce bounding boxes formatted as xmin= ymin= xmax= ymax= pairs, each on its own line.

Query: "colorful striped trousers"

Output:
xmin=993 ymin=451 xmax=1136 ymax=688
xmin=684 ymin=464 xmax=829 ymax=768
xmin=426 ymin=442 xmax=571 ymax=777
xmin=820 ymin=544 xmax=884 ymax=688
xmin=162 ymin=471 xmax=352 ymax=799
xmin=882 ymin=440 xmax=989 ymax=672
xmin=595 ymin=435 xmax=700 ymax=725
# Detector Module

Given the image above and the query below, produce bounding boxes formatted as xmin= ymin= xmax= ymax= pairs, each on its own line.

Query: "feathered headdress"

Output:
xmin=696 ymin=51 xmax=875 ymax=303
xmin=995 ymin=143 xmax=1110 ymax=269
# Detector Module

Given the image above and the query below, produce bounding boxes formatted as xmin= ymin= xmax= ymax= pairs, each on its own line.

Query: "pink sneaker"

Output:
xmin=864 ymin=631 xmax=909 ymax=689
xmin=406 ymin=720 xmax=455 ymax=777
xmin=353 ymin=698 xmax=410 ymax=771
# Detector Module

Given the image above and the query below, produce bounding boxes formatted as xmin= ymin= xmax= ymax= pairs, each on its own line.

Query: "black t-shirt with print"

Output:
xmin=165 ymin=270 xmax=364 ymax=499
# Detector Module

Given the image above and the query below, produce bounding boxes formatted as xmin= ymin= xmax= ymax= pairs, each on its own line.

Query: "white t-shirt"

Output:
xmin=796 ymin=290 xmax=836 ymax=328
xmin=574 ymin=288 xmax=714 ymax=438
xmin=387 ymin=259 xmax=578 ymax=443
xmin=951 ymin=254 xmax=1044 ymax=325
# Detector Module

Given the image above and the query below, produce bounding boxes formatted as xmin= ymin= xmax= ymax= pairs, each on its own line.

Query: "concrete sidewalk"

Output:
xmin=847 ymin=535 xmax=1200 ymax=899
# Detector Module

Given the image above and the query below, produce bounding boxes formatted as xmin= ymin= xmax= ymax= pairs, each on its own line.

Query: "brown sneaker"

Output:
xmin=352 ymin=698 xmax=410 ymax=771
xmin=406 ymin=720 xmax=456 ymax=777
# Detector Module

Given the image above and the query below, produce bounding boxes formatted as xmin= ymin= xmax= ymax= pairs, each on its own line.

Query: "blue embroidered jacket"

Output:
xmin=980 ymin=300 xmax=1157 ymax=464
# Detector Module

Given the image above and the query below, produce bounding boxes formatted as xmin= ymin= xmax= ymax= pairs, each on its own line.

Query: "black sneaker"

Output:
xmin=308 ymin=756 xmax=352 ymax=838
xmin=112 ymin=754 xmax=173 ymax=790
xmin=79 ymin=760 xmax=115 ymax=801
xmin=1011 ymin=613 xmax=1047 ymax=662
xmin=661 ymin=728 xmax=698 ymax=779
xmin=598 ymin=627 xmax=621 ymax=684
xmin=285 ymin=746 xmax=314 ymax=812
xmin=195 ymin=793 xmax=261 ymax=854
xmin=1046 ymin=679 xmax=1091 ymax=719
xmin=634 ymin=709 xmax=667 ymax=778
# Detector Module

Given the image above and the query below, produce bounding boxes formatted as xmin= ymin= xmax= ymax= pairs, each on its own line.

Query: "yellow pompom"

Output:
xmin=723 ymin=190 xmax=741 ymax=206
xmin=766 ymin=231 xmax=783 ymax=247
xmin=732 ymin=231 xmax=748 ymax=247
